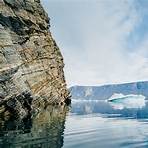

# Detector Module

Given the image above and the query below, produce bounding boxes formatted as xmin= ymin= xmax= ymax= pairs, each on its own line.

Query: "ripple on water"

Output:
xmin=63 ymin=114 xmax=148 ymax=148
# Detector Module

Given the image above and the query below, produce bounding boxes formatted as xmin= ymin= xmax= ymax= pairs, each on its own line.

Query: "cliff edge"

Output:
xmin=0 ymin=0 xmax=70 ymax=118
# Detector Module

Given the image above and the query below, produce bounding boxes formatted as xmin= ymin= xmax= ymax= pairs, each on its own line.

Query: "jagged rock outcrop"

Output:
xmin=0 ymin=0 xmax=70 ymax=118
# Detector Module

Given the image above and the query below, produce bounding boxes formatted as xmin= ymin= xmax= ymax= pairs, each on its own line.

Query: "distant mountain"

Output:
xmin=69 ymin=81 xmax=148 ymax=100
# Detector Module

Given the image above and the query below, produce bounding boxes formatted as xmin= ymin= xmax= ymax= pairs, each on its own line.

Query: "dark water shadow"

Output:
xmin=0 ymin=105 xmax=69 ymax=148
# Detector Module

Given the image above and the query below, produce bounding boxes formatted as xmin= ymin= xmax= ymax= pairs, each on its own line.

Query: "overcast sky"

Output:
xmin=41 ymin=0 xmax=148 ymax=86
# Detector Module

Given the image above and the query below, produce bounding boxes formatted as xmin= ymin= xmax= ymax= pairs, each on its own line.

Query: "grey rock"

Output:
xmin=0 ymin=24 xmax=3 ymax=29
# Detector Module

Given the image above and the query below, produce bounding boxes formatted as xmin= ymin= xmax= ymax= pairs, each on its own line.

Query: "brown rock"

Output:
xmin=0 ymin=0 xmax=70 ymax=118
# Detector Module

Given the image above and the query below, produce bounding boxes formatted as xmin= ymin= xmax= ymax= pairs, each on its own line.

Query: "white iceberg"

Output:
xmin=107 ymin=93 xmax=146 ymax=110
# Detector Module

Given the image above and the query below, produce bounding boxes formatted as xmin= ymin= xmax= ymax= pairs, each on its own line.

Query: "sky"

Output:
xmin=41 ymin=0 xmax=148 ymax=87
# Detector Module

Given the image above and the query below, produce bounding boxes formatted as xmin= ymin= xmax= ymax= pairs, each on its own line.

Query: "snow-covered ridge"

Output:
xmin=70 ymin=81 xmax=148 ymax=100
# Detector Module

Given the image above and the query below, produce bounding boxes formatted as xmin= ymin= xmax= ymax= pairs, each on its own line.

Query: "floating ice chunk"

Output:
xmin=108 ymin=93 xmax=125 ymax=101
xmin=107 ymin=94 xmax=146 ymax=110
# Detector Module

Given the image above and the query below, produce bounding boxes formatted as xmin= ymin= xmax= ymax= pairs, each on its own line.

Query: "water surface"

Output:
xmin=1 ymin=99 xmax=148 ymax=148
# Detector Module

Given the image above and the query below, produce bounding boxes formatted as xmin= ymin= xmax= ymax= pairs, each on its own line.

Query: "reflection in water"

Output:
xmin=71 ymin=99 xmax=148 ymax=119
xmin=0 ymin=105 xmax=69 ymax=148
xmin=1 ymin=99 xmax=148 ymax=148
xmin=63 ymin=100 xmax=148 ymax=148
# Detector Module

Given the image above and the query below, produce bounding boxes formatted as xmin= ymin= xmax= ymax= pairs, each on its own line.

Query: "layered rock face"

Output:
xmin=0 ymin=0 xmax=70 ymax=118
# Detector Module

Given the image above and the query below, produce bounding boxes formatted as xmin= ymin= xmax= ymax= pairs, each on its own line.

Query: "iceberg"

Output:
xmin=107 ymin=93 xmax=146 ymax=110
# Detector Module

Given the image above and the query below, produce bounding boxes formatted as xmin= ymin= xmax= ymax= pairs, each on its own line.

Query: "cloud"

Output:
xmin=41 ymin=0 xmax=148 ymax=86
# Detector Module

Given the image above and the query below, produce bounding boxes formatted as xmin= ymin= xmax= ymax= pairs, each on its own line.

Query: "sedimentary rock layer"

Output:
xmin=0 ymin=0 xmax=70 ymax=117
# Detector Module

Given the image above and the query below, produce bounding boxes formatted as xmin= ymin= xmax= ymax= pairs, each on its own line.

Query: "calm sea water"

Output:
xmin=1 ymin=99 xmax=148 ymax=148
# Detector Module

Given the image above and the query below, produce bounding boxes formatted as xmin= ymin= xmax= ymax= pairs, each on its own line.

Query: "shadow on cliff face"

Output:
xmin=0 ymin=105 xmax=69 ymax=148
xmin=0 ymin=91 xmax=33 ymax=121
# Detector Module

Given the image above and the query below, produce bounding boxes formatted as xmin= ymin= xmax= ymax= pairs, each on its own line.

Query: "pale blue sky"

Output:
xmin=42 ymin=0 xmax=148 ymax=86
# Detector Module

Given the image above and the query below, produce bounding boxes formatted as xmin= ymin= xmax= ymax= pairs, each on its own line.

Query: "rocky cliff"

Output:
xmin=0 ymin=0 xmax=70 ymax=118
